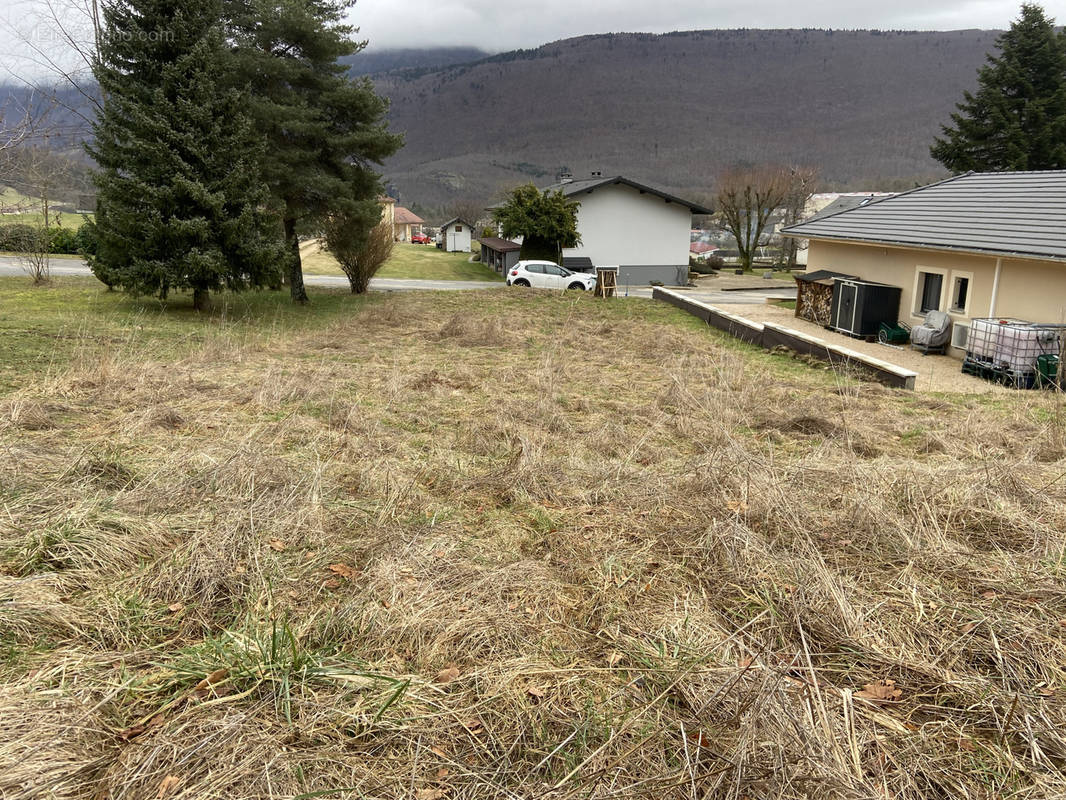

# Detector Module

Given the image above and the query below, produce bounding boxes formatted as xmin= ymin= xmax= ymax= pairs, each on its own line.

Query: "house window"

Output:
xmin=949 ymin=271 xmax=973 ymax=315
xmin=454 ymin=225 xmax=462 ymax=232
xmin=916 ymin=270 xmax=944 ymax=314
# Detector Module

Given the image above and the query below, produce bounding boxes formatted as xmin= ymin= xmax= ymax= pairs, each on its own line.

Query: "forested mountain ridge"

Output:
xmin=341 ymin=47 xmax=490 ymax=77
xmin=370 ymin=29 xmax=1001 ymax=211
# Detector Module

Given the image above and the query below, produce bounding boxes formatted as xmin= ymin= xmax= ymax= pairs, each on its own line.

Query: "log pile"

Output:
xmin=796 ymin=280 xmax=833 ymax=326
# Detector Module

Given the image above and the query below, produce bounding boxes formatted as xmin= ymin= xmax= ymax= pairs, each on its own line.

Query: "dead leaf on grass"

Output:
xmin=268 ymin=538 xmax=286 ymax=552
xmin=435 ymin=665 xmax=460 ymax=684
xmin=192 ymin=668 xmax=229 ymax=699
xmin=726 ymin=500 xmax=749 ymax=513
xmin=435 ymin=768 xmax=450 ymax=779
xmin=856 ymin=679 xmax=903 ymax=703
xmin=606 ymin=651 xmax=622 ymax=667
xmin=327 ymin=563 xmax=356 ymax=580
xmin=980 ymin=590 xmax=998 ymax=601
xmin=430 ymin=745 xmax=447 ymax=757
xmin=117 ymin=712 xmax=166 ymax=742
xmin=323 ymin=578 xmax=341 ymax=589
xmin=156 ymin=775 xmax=182 ymax=799
xmin=526 ymin=685 xmax=545 ymax=699
xmin=461 ymin=717 xmax=483 ymax=733
xmin=415 ymin=790 xmax=444 ymax=800
xmin=166 ymin=602 xmax=184 ymax=614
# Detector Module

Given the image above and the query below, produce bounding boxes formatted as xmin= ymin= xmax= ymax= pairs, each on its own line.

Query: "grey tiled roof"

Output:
xmin=804 ymin=194 xmax=891 ymax=222
xmin=782 ymin=171 xmax=1066 ymax=262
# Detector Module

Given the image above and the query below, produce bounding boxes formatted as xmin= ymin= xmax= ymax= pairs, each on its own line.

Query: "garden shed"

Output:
xmin=480 ymin=237 xmax=521 ymax=274
xmin=440 ymin=217 xmax=474 ymax=252
xmin=795 ymin=270 xmax=856 ymax=326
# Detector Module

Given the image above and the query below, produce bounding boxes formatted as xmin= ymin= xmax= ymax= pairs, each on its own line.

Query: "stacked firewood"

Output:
xmin=796 ymin=283 xmax=833 ymax=326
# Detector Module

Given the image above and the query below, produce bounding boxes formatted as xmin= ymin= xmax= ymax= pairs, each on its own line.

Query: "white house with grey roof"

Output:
xmin=533 ymin=172 xmax=712 ymax=286
xmin=782 ymin=170 xmax=1066 ymax=355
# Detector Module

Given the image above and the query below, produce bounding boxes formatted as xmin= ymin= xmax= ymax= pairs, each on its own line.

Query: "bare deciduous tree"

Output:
xmin=324 ymin=215 xmax=394 ymax=294
xmin=446 ymin=197 xmax=486 ymax=230
xmin=779 ymin=166 xmax=819 ymax=268
xmin=7 ymin=141 xmax=77 ymax=284
xmin=715 ymin=166 xmax=794 ymax=271
xmin=1 ymin=0 xmax=103 ymax=132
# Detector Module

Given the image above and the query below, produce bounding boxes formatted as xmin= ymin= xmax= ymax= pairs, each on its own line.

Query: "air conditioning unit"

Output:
xmin=951 ymin=323 xmax=969 ymax=350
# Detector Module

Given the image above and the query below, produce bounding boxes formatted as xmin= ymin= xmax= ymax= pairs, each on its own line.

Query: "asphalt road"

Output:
xmin=0 ymin=257 xmax=796 ymax=304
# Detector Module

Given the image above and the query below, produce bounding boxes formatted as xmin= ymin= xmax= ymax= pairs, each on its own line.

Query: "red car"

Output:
xmin=411 ymin=233 xmax=432 ymax=244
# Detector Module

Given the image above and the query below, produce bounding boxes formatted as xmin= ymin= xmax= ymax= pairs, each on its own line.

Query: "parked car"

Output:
xmin=411 ymin=232 xmax=432 ymax=244
xmin=507 ymin=261 xmax=597 ymax=291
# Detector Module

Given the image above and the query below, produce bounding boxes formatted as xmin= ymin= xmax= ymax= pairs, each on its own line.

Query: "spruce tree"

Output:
xmin=88 ymin=0 xmax=284 ymax=311
xmin=226 ymin=0 xmax=403 ymax=303
xmin=931 ymin=3 xmax=1066 ymax=172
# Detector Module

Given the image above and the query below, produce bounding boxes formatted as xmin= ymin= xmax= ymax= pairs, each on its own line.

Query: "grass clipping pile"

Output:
xmin=3 ymin=289 xmax=1066 ymax=799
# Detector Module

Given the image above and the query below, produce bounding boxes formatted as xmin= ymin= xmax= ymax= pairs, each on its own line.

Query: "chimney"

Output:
xmin=558 ymin=171 xmax=573 ymax=184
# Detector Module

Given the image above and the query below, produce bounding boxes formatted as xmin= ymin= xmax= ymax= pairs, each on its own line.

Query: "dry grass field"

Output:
xmin=3 ymin=277 xmax=1066 ymax=799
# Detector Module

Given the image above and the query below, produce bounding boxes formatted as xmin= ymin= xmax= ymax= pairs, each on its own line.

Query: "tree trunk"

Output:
xmin=193 ymin=286 xmax=212 ymax=312
xmin=284 ymin=216 xmax=308 ymax=304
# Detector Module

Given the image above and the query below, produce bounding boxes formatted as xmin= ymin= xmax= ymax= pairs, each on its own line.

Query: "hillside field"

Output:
xmin=2 ymin=277 xmax=1066 ymax=798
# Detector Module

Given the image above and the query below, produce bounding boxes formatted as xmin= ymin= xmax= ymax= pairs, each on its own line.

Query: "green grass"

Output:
xmin=1 ymin=187 xmax=90 ymax=229
xmin=302 ymin=241 xmax=502 ymax=282
xmin=0 ymin=276 xmax=378 ymax=391
xmin=0 ymin=211 xmax=90 ymax=229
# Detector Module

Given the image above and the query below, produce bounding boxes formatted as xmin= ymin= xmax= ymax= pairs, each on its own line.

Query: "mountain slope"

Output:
xmin=373 ymin=29 xmax=999 ymax=211
xmin=342 ymin=47 xmax=490 ymax=77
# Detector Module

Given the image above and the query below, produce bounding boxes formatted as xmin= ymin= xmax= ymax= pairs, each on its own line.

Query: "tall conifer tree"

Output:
xmin=89 ymin=0 xmax=283 ymax=310
xmin=931 ymin=3 xmax=1066 ymax=172
xmin=226 ymin=0 xmax=403 ymax=303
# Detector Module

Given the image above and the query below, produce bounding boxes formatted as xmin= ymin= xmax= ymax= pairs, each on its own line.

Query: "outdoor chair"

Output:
xmin=910 ymin=310 xmax=952 ymax=355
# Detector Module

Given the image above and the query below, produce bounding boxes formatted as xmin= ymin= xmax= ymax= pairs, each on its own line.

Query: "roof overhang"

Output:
xmin=781 ymin=230 xmax=1066 ymax=266
xmin=565 ymin=176 xmax=712 ymax=214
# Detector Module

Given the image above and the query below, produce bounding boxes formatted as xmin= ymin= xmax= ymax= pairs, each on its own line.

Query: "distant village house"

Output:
xmin=393 ymin=206 xmax=424 ymax=242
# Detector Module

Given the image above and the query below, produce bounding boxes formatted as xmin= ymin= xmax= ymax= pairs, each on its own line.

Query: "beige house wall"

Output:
xmin=379 ymin=198 xmax=395 ymax=228
xmin=806 ymin=240 xmax=1066 ymax=356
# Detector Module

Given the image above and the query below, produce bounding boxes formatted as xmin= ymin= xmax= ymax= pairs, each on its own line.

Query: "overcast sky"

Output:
xmin=352 ymin=0 xmax=1066 ymax=51
xmin=2 ymin=0 xmax=1066 ymax=81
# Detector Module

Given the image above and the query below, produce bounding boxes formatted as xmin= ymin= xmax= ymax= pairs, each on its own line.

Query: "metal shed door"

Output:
xmin=835 ymin=282 xmax=857 ymax=332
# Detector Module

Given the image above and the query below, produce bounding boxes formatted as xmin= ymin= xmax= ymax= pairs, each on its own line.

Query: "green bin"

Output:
xmin=1036 ymin=353 xmax=1060 ymax=388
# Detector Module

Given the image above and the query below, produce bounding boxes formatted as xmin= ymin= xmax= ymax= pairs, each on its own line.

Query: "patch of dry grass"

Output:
xmin=2 ymin=286 xmax=1066 ymax=799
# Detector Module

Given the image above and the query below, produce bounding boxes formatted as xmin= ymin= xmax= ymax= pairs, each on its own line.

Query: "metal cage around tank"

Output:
xmin=962 ymin=318 xmax=1066 ymax=388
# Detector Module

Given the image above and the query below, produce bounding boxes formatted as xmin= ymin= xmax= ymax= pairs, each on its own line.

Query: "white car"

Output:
xmin=506 ymin=261 xmax=597 ymax=291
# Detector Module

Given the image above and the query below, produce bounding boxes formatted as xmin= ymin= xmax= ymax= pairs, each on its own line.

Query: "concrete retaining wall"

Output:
xmin=653 ymin=287 xmax=917 ymax=390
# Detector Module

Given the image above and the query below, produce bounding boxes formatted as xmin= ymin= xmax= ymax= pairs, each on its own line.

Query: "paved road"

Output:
xmin=0 ymin=257 xmax=795 ymax=304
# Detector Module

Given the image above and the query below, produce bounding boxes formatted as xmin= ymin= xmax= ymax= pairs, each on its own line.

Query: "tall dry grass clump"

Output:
xmin=2 ymin=288 xmax=1066 ymax=798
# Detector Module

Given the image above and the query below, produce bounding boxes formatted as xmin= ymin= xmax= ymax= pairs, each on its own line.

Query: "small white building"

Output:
xmin=439 ymin=217 xmax=474 ymax=252
xmin=549 ymin=172 xmax=711 ymax=286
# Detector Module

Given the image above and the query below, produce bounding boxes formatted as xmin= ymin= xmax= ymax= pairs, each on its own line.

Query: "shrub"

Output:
xmin=0 ymin=224 xmax=39 ymax=252
xmin=48 ymin=227 xmax=79 ymax=254
xmin=324 ymin=215 xmax=394 ymax=294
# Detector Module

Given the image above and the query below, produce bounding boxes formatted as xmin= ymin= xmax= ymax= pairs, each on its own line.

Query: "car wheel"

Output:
xmin=513 ymin=279 xmax=530 ymax=287
xmin=567 ymin=282 xmax=586 ymax=290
